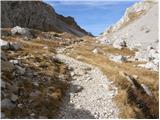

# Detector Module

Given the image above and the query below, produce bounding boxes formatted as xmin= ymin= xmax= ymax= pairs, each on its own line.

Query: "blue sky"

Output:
xmin=44 ymin=0 xmax=140 ymax=36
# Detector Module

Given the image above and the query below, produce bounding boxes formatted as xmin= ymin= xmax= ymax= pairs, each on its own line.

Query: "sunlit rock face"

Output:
xmin=97 ymin=0 xmax=158 ymax=51
xmin=102 ymin=0 xmax=155 ymax=35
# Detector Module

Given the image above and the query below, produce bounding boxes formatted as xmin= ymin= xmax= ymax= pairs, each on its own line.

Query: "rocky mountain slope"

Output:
xmin=97 ymin=0 xmax=159 ymax=72
xmin=1 ymin=1 xmax=91 ymax=37
xmin=1 ymin=0 xmax=159 ymax=119
xmin=98 ymin=0 xmax=158 ymax=50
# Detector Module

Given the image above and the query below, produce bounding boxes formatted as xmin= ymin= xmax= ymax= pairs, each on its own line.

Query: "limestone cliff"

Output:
xmin=1 ymin=1 xmax=91 ymax=37
xmin=98 ymin=0 xmax=158 ymax=50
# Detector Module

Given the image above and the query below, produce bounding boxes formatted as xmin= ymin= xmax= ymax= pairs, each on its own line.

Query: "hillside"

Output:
xmin=98 ymin=0 xmax=158 ymax=50
xmin=1 ymin=1 xmax=91 ymax=37
xmin=1 ymin=0 xmax=159 ymax=119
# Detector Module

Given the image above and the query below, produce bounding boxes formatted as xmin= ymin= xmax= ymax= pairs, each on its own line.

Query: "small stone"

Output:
xmin=29 ymin=91 xmax=41 ymax=97
xmin=71 ymin=71 xmax=75 ymax=76
xmin=76 ymin=56 xmax=83 ymax=60
xmin=11 ymin=94 xmax=18 ymax=102
xmin=33 ymin=82 xmax=39 ymax=87
xmin=10 ymin=60 xmax=19 ymax=65
xmin=15 ymin=65 xmax=25 ymax=75
xmin=43 ymin=46 xmax=48 ymax=49
xmin=138 ymin=62 xmax=158 ymax=71
xmin=92 ymin=48 xmax=99 ymax=54
xmin=17 ymin=103 xmax=23 ymax=108
xmin=30 ymin=113 xmax=35 ymax=117
xmin=1 ymin=51 xmax=7 ymax=61
xmin=39 ymin=116 xmax=48 ymax=119
xmin=141 ymin=84 xmax=152 ymax=96
xmin=113 ymin=40 xmax=127 ymax=49
xmin=75 ymin=86 xmax=83 ymax=93
xmin=133 ymin=75 xmax=138 ymax=79
xmin=109 ymin=55 xmax=127 ymax=63
xmin=1 ymin=60 xmax=15 ymax=72
xmin=1 ymin=112 xmax=5 ymax=119
xmin=1 ymin=80 xmax=6 ymax=88
xmin=1 ymin=98 xmax=16 ymax=109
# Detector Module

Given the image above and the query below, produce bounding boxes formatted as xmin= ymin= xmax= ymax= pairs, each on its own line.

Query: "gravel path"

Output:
xmin=56 ymin=54 xmax=119 ymax=119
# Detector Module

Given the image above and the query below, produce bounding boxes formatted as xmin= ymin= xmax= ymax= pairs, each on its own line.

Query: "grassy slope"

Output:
xmin=2 ymin=35 xmax=70 ymax=118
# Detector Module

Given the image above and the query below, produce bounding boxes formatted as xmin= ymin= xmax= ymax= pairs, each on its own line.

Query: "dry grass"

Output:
xmin=2 ymin=35 xmax=70 ymax=118
xmin=67 ymin=39 xmax=159 ymax=118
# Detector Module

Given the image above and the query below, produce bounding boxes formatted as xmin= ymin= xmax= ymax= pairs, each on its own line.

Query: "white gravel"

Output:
xmin=56 ymin=54 xmax=119 ymax=119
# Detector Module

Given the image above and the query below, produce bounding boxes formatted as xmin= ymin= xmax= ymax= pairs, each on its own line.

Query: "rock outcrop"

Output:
xmin=97 ymin=0 xmax=158 ymax=50
xmin=1 ymin=1 xmax=91 ymax=37
xmin=101 ymin=0 xmax=156 ymax=35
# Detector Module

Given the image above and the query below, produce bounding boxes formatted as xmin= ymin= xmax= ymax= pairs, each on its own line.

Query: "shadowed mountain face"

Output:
xmin=1 ymin=1 xmax=92 ymax=37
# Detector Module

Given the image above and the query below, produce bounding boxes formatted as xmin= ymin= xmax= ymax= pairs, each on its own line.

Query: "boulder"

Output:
xmin=129 ymin=43 xmax=142 ymax=51
xmin=0 ymin=39 xmax=9 ymax=50
xmin=138 ymin=62 xmax=158 ymax=71
xmin=1 ymin=80 xmax=6 ymax=89
xmin=10 ymin=60 xmax=19 ymax=65
xmin=141 ymin=84 xmax=152 ymax=96
xmin=1 ymin=60 xmax=15 ymax=72
xmin=11 ymin=26 xmax=33 ymax=39
xmin=29 ymin=91 xmax=41 ymax=98
xmin=15 ymin=65 xmax=25 ymax=75
xmin=1 ymin=112 xmax=5 ymax=119
xmin=1 ymin=51 xmax=7 ymax=61
xmin=76 ymin=56 xmax=83 ymax=60
xmin=134 ymin=49 xmax=158 ymax=61
xmin=1 ymin=98 xmax=16 ymax=109
xmin=97 ymin=37 xmax=111 ymax=45
xmin=10 ymin=94 xmax=18 ymax=102
xmin=113 ymin=40 xmax=127 ymax=49
xmin=109 ymin=55 xmax=127 ymax=63
xmin=75 ymin=86 xmax=83 ymax=93
xmin=38 ymin=116 xmax=48 ymax=119
xmin=9 ymin=42 xmax=22 ymax=50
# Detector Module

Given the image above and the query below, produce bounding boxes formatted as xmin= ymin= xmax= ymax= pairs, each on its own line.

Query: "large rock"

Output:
xmin=11 ymin=26 xmax=33 ymax=38
xmin=1 ymin=80 xmax=6 ymax=89
xmin=1 ymin=112 xmax=5 ymax=119
xmin=138 ymin=62 xmax=158 ymax=71
xmin=15 ymin=65 xmax=26 ymax=75
xmin=1 ymin=1 xmax=91 ymax=37
xmin=1 ymin=98 xmax=16 ymax=109
xmin=113 ymin=40 xmax=127 ymax=49
xmin=1 ymin=39 xmax=22 ymax=51
xmin=109 ymin=55 xmax=127 ymax=63
xmin=9 ymin=42 xmax=22 ymax=50
xmin=10 ymin=94 xmax=18 ymax=102
xmin=1 ymin=39 xmax=9 ymax=50
xmin=1 ymin=51 xmax=7 ymax=61
xmin=1 ymin=60 xmax=15 ymax=72
xmin=134 ymin=49 xmax=158 ymax=61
